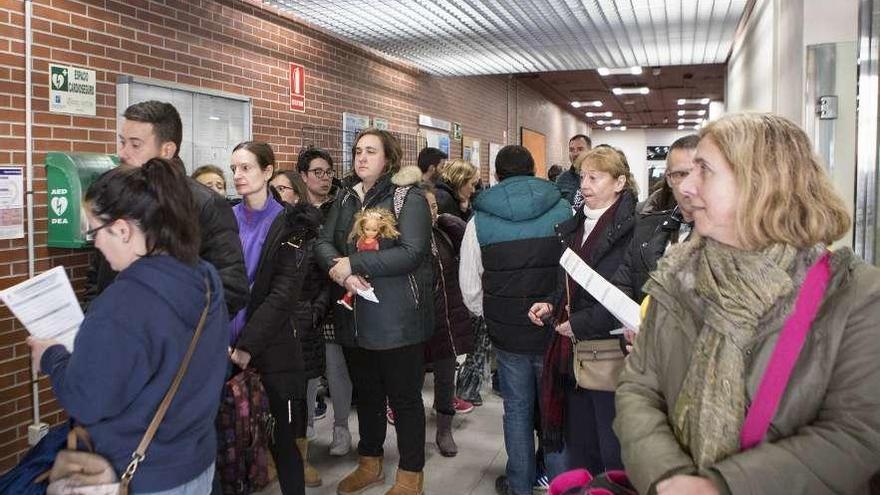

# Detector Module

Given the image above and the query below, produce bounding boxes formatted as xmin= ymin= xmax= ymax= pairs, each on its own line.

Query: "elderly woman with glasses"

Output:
xmin=615 ymin=113 xmax=880 ymax=495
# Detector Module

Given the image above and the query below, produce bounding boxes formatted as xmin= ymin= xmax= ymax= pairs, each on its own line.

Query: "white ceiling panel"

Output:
xmin=261 ymin=0 xmax=747 ymax=75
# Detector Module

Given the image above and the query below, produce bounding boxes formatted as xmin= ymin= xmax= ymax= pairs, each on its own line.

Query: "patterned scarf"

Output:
xmin=671 ymin=238 xmax=799 ymax=469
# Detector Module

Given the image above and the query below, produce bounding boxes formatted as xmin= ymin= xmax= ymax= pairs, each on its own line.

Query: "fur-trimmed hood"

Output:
xmin=392 ymin=165 xmax=422 ymax=187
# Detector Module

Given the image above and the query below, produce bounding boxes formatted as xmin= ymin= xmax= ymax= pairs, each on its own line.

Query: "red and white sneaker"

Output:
xmin=453 ymin=396 xmax=475 ymax=414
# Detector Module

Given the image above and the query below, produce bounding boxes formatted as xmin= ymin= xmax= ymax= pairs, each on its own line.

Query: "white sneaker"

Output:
xmin=329 ymin=426 xmax=352 ymax=456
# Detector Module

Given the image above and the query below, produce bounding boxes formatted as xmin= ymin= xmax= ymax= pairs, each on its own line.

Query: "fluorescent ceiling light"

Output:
xmin=585 ymin=111 xmax=613 ymax=117
xmin=604 ymin=126 xmax=627 ymax=131
xmin=596 ymin=119 xmax=622 ymax=125
xmin=677 ymin=109 xmax=707 ymax=116
xmin=597 ymin=66 xmax=642 ymax=76
xmin=677 ymin=98 xmax=712 ymax=105
xmin=612 ymin=87 xmax=650 ymax=95
xmin=678 ymin=118 xmax=704 ymax=124
xmin=572 ymin=100 xmax=603 ymax=108
xmin=677 ymin=125 xmax=686 ymax=130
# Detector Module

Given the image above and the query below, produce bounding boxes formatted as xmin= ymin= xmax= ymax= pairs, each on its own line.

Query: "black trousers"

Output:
xmin=345 ymin=343 xmax=426 ymax=472
xmin=565 ymin=387 xmax=623 ymax=475
xmin=432 ymin=356 xmax=456 ymax=415
xmin=261 ymin=371 xmax=307 ymax=495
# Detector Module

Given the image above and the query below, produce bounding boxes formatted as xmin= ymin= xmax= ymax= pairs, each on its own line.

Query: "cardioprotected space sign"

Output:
xmin=49 ymin=64 xmax=96 ymax=116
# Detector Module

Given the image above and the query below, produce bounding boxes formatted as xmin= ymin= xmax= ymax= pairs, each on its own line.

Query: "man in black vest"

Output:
xmin=459 ymin=146 xmax=572 ymax=495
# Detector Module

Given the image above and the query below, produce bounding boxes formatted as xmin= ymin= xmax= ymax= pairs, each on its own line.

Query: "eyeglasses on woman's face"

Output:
xmin=85 ymin=221 xmax=112 ymax=242
xmin=307 ymin=168 xmax=335 ymax=179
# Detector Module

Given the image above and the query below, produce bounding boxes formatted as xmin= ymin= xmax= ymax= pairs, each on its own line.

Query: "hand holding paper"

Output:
xmin=0 ymin=266 xmax=83 ymax=351
xmin=559 ymin=248 xmax=641 ymax=333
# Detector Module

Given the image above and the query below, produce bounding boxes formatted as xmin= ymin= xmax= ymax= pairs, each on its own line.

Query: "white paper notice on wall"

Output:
xmin=0 ymin=266 xmax=84 ymax=352
xmin=0 ymin=167 xmax=23 ymax=240
xmin=559 ymin=248 xmax=641 ymax=333
xmin=49 ymin=64 xmax=96 ymax=116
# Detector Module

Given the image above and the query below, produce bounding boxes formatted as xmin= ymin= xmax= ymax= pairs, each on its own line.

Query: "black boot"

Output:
xmin=436 ymin=412 xmax=458 ymax=457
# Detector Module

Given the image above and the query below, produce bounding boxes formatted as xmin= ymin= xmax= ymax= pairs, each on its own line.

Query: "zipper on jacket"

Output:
xmin=435 ymin=234 xmax=458 ymax=356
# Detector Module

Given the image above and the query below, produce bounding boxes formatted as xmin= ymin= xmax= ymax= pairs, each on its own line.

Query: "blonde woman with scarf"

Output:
xmin=614 ymin=113 xmax=880 ymax=495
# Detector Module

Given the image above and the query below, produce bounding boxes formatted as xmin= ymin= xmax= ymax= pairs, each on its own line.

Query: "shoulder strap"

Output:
xmin=740 ymin=252 xmax=832 ymax=451
xmin=120 ymin=277 xmax=212 ymax=487
xmin=393 ymin=186 xmax=412 ymax=218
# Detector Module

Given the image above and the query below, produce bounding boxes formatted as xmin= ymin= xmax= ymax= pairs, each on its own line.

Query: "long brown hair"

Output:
xmin=699 ymin=113 xmax=850 ymax=249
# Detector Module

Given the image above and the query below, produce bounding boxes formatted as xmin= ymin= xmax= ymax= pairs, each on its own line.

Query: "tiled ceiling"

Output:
xmin=261 ymin=0 xmax=749 ymax=76
xmin=521 ymin=63 xmax=726 ymax=128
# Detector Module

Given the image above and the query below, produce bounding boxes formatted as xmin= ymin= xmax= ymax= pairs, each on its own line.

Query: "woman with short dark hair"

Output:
xmin=315 ymin=129 xmax=433 ymax=495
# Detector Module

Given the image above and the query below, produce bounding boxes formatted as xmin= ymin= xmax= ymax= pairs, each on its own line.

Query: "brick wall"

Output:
xmin=0 ymin=0 xmax=587 ymax=470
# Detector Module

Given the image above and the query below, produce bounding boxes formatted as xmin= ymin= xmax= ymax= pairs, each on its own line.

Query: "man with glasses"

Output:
xmin=611 ymin=134 xmax=699 ymax=304
xmin=297 ymin=147 xmax=336 ymax=207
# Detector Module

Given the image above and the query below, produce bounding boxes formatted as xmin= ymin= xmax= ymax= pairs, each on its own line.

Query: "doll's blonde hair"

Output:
xmin=349 ymin=208 xmax=400 ymax=241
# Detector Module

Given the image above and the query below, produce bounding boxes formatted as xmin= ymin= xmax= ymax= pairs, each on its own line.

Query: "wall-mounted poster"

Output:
xmin=342 ymin=112 xmax=371 ymax=175
xmin=50 ymin=64 xmax=96 ymax=116
xmin=373 ymin=117 xmax=389 ymax=130
xmin=423 ymin=129 xmax=450 ymax=157
xmin=488 ymin=142 xmax=502 ymax=186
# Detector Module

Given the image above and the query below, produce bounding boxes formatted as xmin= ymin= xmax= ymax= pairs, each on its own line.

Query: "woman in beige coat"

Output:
xmin=614 ymin=113 xmax=880 ymax=495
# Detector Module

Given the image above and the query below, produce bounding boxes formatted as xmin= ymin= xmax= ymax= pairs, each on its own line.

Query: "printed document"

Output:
xmin=560 ymin=248 xmax=641 ymax=333
xmin=0 ymin=266 xmax=83 ymax=351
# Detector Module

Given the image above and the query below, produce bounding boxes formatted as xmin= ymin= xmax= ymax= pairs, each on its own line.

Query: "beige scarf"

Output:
xmin=671 ymin=238 xmax=799 ymax=469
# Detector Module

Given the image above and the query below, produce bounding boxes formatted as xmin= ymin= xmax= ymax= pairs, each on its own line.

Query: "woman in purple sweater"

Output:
xmin=228 ymin=141 xmax=321 ymax=495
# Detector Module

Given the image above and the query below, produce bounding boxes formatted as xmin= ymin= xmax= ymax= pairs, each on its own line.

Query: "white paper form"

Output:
xmin=0 ymin=266 xmax=83 ymax=351
xmin=356 ymin=287 xmax=379 ymax=303
xmin=559 ymin=248 xmax=641 ymax=333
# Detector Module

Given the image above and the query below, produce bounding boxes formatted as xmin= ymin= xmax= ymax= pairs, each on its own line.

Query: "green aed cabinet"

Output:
xmin=46 ymin=152 xmax=118 ymax=248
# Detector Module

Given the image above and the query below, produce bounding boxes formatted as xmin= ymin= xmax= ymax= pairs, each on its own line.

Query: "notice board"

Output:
xmin=520 ymin=127 xmax=546 ymax=178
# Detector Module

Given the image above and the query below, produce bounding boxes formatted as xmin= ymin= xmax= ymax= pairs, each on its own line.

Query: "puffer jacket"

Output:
xmin=552 ymin=190 xmax=636 ymax=341
xmin=610 ymin=207 xmax=688 ymax=303
xmin=614 ymin=246 xmax=880 ymax=495
xmin=292 ymin=233 xmax=329 ymax=380
xmin=555 ymin=167 xmax=581 ymax=205
xmin=424 ymin=214 xmax=473 ymax=363
xmin=314 ymin=166 xmax=434 ymax=350
xmin=84 ymin=177 xmax=249 ymax=317
xmin=235 ymin=202 xmax=320 ymax=374
xmin=434 ymin=179 xmax=471 ymax=221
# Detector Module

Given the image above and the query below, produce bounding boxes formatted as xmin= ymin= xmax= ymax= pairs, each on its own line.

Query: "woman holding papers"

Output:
xmin=614 ymin=114 xmax=880 ymax=495
xmin=528 ymin=147 xmax=638 ymax=476
xmin=227 ymin=141 xmax=320 ymax=495
xmin=27 ymin=159 xmax=228 ymax=493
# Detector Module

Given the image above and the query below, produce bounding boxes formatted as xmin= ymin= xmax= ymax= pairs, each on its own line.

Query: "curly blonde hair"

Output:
xmin=348 ymin=208 xmax=400 ymax=242
xmin=439 ymin=159 xmax=478 ymax=194
xmin=699 ymin=113 xmax=850 ymax=249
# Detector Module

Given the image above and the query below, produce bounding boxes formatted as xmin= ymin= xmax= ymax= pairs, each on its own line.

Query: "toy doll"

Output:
xmin=337 ymin=208 xmax=400 ymax=310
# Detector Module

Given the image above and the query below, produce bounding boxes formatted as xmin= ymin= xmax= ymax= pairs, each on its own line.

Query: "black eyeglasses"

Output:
xmin=307 ymin=168 xmax=335 ymax=179
xmin=85 ymin=221 xmax=112 ymax=241
xmin=273 ymin=185 xmax=294 ymax=194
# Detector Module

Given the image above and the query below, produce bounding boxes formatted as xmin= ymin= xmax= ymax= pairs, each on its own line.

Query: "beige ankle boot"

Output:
xmin=296 ymin=437 xmax=322 ymax=487
xmin=337 ymin=455 xmax=384 ymax=495
xmin=385 ymin=469 xmax=423 ymax=495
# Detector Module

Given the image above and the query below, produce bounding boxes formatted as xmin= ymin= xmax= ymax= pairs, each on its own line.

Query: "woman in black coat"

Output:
xmin=529 ymin=147 xmax=638 ymax=477
xmin=314 ymin=129 xmax=433 ymax=495
xmin=421 ymin=184 xmax=474 ymax=458
xmin=434 ymin=159 xmax=478 ymax=221
xmin=229 ymin=142 xmax=320 ymax=495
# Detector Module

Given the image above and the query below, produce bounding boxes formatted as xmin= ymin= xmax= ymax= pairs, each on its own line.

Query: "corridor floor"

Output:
xmin=256 ymin=373 xmax=508 ymax=495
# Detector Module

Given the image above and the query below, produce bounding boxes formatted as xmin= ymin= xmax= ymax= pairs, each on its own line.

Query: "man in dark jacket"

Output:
xmin=417 ymin=146 xmax=448 ymax=183
xmin=556 ymin=134 xmax=591 ymax=204
xmin=84 ymin=101 xmax=248 ymax=317
xmin=611 ymin=134 xmax=698 ymax=303
xmin=459 ymin=146 xmax=571 ymax=495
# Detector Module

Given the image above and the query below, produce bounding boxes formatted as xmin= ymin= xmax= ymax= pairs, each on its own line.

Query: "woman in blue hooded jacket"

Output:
xmin=28 ymin=158 xmax=229 ymax=494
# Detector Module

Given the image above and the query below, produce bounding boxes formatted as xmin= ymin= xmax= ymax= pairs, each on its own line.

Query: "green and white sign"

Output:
xmin=49 ymin=64 xmax=96 ymax=116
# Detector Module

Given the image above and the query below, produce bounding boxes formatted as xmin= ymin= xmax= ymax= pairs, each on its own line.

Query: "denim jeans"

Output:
xmin=142 ymin=463 xmax=214 ymax=495
xmin=496 ymin=349 xmax=566 ymax=495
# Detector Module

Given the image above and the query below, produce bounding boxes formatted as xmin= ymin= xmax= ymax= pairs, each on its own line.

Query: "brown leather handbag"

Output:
xmin=562 ymin=274 xmax=626 ymax=392
xmin=573 ymin=338 xmax=626 ymax=392
xmin=45 ymin=280 xmax=211 ymax=495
